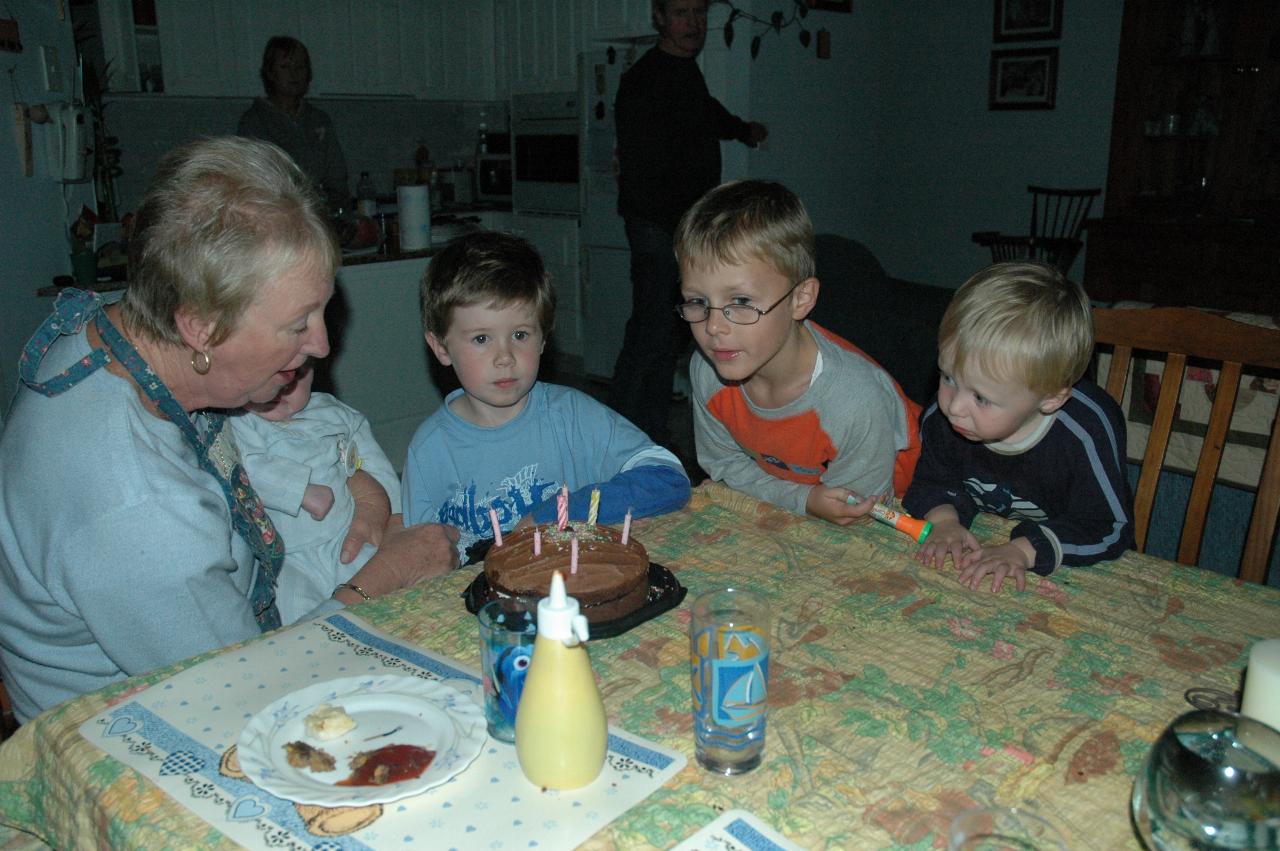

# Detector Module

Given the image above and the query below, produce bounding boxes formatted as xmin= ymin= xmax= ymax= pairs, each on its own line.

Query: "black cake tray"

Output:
xmin=462 ymin=562 xmax=686 ymax=640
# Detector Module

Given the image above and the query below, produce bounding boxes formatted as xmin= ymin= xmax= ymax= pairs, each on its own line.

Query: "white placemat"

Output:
xmin=80 ymin=613 xmax=686 ymax=850
xmin=672 ymin=809 xmax=802 ymax=851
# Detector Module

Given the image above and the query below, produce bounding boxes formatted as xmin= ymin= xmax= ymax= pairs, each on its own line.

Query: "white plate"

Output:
xmin=237 ymin=674 xmax=486 ymax=806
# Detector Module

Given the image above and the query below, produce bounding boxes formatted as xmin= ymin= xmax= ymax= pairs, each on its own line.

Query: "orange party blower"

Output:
xmin=846 ymin=494 xmax=932 ymax=543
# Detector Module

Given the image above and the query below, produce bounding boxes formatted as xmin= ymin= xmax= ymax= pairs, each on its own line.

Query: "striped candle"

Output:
xmin=488 ymin=507 xmax=503 ymax=547
xmin=557 ymin=486 xmax=568 ymax=531
xmin=587 ymin=488 xmax=600 ymax=526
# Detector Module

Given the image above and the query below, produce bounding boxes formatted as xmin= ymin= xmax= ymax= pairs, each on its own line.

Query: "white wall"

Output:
xmin=0 ymin=1 xmax=96 ymax=405
xmin=741 ymin=0 xmax=1123 ymax=289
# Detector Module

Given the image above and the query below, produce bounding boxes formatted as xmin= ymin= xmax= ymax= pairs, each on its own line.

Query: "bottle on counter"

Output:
xmin=355 ymin=171 xmax=377 ymax=217
xmin=414 ymin=139 xmax=433 ymax=185
xmin=514 ymin=571 xmax=608 ymax=790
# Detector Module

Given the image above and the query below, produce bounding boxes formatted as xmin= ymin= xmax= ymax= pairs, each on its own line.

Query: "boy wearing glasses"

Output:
xmin=403 ymin=231 xmax=689 ymax=561
xmin=676 ymin=180 xmax=921 ymax=524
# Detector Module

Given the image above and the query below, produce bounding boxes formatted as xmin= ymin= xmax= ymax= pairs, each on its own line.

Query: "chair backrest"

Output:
xmin=1028 ymin=186 xmax=1101 ymax=242
xmin=1093 ymin=306 xmax=1280 ymax=583
xmin=971 ymin=232 xmax=1083 ymax=276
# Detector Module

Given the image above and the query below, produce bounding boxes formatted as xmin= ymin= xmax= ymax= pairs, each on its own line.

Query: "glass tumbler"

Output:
xmin=476 ymin=597 xmax=538 ymax=743
xmin=689 ymin=587 xmax=771 ymax=775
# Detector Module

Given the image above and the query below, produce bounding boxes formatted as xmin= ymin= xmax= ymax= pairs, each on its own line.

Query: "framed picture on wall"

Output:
xmin=989 ymin=47 xmax=1058 ymax=110
xmin=993 ymin=0 xmax=1063 ymax=42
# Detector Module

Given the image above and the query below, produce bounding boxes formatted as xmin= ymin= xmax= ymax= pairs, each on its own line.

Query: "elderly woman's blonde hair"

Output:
xmin=122 ymin=136 xmax=337 ymax=347
xmin=674 ymin=179 xmax=815 ymax=284
xmin=939 ymin=262 xmax=1094 ymax=397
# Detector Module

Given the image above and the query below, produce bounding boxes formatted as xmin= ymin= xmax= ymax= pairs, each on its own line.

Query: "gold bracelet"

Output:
xmin=334 ymin=582 xmax=371 ymax=603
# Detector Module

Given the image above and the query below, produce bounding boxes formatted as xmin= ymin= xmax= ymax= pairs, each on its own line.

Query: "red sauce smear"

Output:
xmin=335 ymin=744 xmax=436 ymax=786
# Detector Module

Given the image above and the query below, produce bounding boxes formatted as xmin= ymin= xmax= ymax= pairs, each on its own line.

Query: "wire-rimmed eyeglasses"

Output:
xmin=674 ymin=281 xmax=801 ymax=326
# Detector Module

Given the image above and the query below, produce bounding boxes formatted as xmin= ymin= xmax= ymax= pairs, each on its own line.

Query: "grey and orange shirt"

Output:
xmin=691 ymin=321 xmax=922 ymax=516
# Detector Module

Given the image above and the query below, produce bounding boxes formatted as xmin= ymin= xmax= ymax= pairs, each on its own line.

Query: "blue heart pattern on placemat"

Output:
xmin=104 ymin=716 xmax=138 ymax=737
xmin=159 ymin=751 xmax=205 ymax=776
xmin=230 ymin=796 xmax=267 ymax=821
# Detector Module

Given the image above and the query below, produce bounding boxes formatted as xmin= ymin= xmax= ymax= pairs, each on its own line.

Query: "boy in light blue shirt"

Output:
xmin=402 ymin=231 xmax=690 ymax=560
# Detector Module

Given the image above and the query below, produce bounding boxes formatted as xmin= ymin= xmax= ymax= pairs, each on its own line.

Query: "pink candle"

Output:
xmin=534 ymin=526 xmax=541 ymax=556
xmin=621 ymin=508 xmax=633 ymax=545
xmin=488 ymin=507 xmax=503 ymax=547
xmin=557 ymin=485 xmax=569 ymax=531
xmin=570 ymin=534 xmax=578 ymax=575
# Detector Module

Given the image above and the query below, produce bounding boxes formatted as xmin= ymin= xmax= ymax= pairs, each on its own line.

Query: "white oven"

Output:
xmin=511 ymin=91 xmax=581 ymax=214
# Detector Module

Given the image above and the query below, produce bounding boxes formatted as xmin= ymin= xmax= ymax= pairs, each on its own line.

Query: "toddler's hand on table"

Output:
xmin=913 ymin=518 xmax=978 ymax=571
xmin=955 ymin=542 xmax=1031 ymax=593
xmin=805 ymin=485 xmax=876 ymax=526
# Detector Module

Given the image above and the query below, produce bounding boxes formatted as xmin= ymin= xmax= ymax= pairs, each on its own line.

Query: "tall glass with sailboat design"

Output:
xmin=689 ymin=587 xmax=771 ymax=774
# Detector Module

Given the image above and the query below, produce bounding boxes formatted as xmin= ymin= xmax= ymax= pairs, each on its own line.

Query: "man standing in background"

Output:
xmin=609 ymin=0 xmax=767 ymax=451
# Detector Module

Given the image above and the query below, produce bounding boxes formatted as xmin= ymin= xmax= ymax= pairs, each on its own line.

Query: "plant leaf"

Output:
xmin=799 ymin=29 xmax=811 ymax=47
xmin=771 ymin=10 xmax=784 ymax=31
xmin=751 ymin=35 xmax=762 ymax=59
xmin=724 ymin=20 xmax=734 ymax=48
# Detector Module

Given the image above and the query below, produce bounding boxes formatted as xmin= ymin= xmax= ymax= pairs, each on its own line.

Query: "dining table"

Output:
xmin=1 ymin=480 xmax=1278 ymax=849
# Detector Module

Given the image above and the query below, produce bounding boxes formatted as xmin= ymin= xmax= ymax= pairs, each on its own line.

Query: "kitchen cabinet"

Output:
xmin=329 ymin=257 xmax=442 ymax=472
xmin=422 ymin=0 xmax=496 ymax=100
xmin=511 ymin=213 xmax=582 ymax=360
xmin=103 ymin=0 xmax=453 ymax=98
xmin=311 ymin=0 xmax=421 ymax=97
xmin=495 ymin=0 xmax=582 ymax=95
xmin=582 ymin=0 xmax=653 ymax=41
xmin=1085 ymin=0 xmax=1280 ymax=313
xmin=581 ymin=245 xmax=630 ymax=379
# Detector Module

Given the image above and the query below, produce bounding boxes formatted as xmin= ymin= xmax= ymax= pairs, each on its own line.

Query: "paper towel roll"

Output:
xmin=397 ymin=185 xmax=431 ymax=252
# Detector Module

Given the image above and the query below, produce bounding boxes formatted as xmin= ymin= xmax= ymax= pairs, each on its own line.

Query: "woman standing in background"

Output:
xmin=237 ymin=36 xmax=349 ymax=210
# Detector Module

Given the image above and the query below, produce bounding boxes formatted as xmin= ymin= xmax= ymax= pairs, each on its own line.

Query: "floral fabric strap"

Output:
xmin=19 ymin=288 xmax=283 ymax=631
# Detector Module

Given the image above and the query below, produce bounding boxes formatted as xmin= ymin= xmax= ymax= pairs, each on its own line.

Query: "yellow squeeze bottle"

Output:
xmin=514 ymin=570 xmax=608 ymax=789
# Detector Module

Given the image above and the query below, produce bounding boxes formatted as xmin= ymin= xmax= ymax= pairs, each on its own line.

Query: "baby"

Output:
xmin=232 ymin=361 xmax=400 ymax=623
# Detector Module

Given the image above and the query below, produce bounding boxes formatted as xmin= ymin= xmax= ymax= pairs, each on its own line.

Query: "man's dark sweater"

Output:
xmin=615 ymin=48 xmax=753 ymax=233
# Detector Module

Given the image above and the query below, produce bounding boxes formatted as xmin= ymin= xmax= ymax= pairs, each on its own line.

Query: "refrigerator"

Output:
xmin=578 ymin=44 xmax=640 ymax=379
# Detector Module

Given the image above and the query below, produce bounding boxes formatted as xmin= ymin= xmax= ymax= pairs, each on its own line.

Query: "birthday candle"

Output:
xmin=570 ymin=534 xmax=578 ymax=575
xmin=587 ymin=488 xmax=600 ymax=526
xmin=534 ymin=526 xmax=541 ymax=556
xmin=488 ymin=507 xmax=503 ymax=547
xmin=557 ymin=485 xmax=568 ymax=531
xmin=621 ymin=508 xmax=633 ymax=545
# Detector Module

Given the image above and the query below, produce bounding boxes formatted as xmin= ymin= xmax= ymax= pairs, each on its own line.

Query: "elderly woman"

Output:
xmin=237 ymin=36 xmax=348 ymax=209
xmin=0 ymin=137 xmax=457 ymax=724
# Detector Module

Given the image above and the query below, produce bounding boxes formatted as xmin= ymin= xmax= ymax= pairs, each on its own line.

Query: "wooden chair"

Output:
xmin=970 ymin=232 xmax=1083 ymax=276
xmin=1093 ymin=306 xmax=1280 ymax=584
xmin=1028 ymin=185 xmax=1100 ymax=243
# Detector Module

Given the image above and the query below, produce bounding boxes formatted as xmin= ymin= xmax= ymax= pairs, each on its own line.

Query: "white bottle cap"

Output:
xmin=537 ymin=571 xmax=590 ymax=646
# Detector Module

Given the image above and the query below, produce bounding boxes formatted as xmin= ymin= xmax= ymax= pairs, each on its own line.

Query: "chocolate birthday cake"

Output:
xmin=483 ymin=524 xmax=650 ymax=624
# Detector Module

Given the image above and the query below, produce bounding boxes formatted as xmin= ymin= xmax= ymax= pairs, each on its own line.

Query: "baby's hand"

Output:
xmin=805 ymin=485 xmax=876 ymax=526
xmin=955 ymin=542 xmax=1032 ymax=593
xmin=302 ymin=483 xmax=335 ymax=521
xmin=914 ymin=517 xmax=978 ymax=571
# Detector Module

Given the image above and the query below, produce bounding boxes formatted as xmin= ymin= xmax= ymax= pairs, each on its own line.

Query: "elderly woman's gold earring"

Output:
xmin=191 ymin=350 xmax=212 ymax=375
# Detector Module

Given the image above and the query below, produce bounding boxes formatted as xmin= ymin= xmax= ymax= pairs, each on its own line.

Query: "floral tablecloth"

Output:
xmin=2 ymin=481 xmax=1279 ymax=849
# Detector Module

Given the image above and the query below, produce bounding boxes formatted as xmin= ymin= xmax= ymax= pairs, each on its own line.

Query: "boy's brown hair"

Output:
xmin=674 ymin=179 xmax=815 ymax=283
xmin=939 ymin=261 xmax=1094 ymax=397
xmin=420 ymin=231 xmax=557 ymax=338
